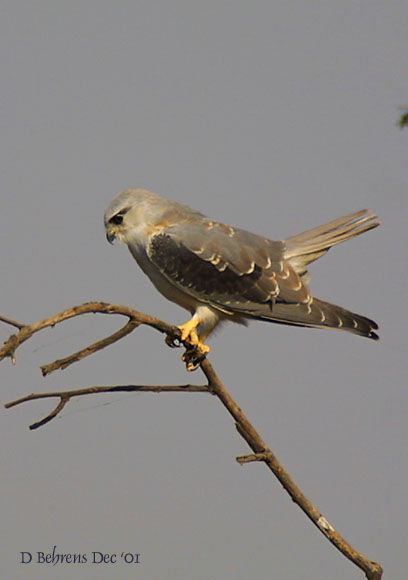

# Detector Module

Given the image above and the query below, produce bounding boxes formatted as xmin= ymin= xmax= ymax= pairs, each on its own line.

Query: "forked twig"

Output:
xmin=1 ymin=302 xmax=382 ymax=580
xmin=5 ymin=384 xmax=210 ymax=430
xmin=0 ymin=302 xmax=180 ymax=370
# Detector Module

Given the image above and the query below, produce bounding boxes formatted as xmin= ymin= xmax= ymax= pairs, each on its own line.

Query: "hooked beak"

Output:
xmin=106 ymin=231 xmax=116 ymax=244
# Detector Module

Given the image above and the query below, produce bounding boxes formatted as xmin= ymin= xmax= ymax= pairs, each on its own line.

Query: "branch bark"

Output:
xmin=1 ymin=302 xmax=383 ymax=580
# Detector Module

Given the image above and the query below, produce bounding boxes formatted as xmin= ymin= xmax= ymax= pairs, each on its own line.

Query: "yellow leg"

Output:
xmin=178 ymin=317 xmax=200 ymax=343
xmin=176 ymin=317 xmax=211 ymax=371
xmin=197 ymin=327 xmax=213 ymax=344
xmin=178 ymin=318 xmax=211 ymax=354
xmin=165 ymin=316 xmax=211 ymax=370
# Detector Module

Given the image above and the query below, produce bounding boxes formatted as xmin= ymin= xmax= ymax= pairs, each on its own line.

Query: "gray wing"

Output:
xmin=146 ymin=219 xmax=378 ymax=339
xmin=147 ymin=220 xmax=310 ymax=310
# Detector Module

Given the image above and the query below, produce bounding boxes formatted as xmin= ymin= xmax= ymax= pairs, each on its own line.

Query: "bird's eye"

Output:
xmin=110 ymin=213 xmax=124 ymax=225
xmin=109 ymin=207 xmax=130 ymax=225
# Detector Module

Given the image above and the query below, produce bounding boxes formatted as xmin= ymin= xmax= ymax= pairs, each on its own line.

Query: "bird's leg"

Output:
xmin=179 ymin=318 xmax=211 ymax=354
xmin=165 ymin=316 xmax=200 ymax=348
xmin=178 ymin=316 xmax=200 ymax=343
xmin=197 ymin=327 xmax=213 ymax=344
xmin=176 ymin=316 xmax=211 ymax=371
xmin=164 ymin=315 xmax=211 ymax=370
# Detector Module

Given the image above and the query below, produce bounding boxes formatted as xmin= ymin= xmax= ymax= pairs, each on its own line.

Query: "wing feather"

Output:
xmin=145 ymin=220 xmax=377 ymax=339
xmin=147 ymin=221 xmax=311 ymax=312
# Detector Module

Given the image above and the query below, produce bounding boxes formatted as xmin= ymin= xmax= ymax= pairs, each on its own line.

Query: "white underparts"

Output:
xmin=190 ymin=305 xmax=222 ymax=338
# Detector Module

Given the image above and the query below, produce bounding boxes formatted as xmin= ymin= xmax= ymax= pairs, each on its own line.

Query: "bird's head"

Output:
xmin=104 ymin=204 xmax=131 ymax=244
xmin=104 ymin=188 xmax=163 ymax=245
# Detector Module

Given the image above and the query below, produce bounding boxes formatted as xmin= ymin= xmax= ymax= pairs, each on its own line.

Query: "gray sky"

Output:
xmin=1 ymin=2 xmax=407 ymax=579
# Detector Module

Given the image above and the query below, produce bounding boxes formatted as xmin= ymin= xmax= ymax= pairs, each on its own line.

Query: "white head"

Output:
xmin=104 ymin=188 xmax=169 ymax=244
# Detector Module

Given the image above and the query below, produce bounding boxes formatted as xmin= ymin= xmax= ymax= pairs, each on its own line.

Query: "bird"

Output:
xmin=104 ymin=188 xmax=379 ymax=369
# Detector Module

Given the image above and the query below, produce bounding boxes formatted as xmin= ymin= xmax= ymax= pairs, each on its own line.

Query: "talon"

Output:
xmin=196 ymin=343 xmax=211 ymax=357
xmin=181 ymin=342 xmax=211 ymax=371
xmin=181 ymin=350 xmax=192 ymax=362
xmin=176 ymin=317 xmax=211 ymax=370
xmin=181 ymin=341 xmax=210 ymax=360
xmin=182 ymin=351 xmax=201 ymax=371
xmin=165 ymin=334 xmax=181 ymax=348
xmin=186 ymin=359 xmax=200 ymax=372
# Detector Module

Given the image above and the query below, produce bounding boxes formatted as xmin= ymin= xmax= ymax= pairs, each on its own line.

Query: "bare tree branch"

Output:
xmin=236 ymin=452 xmax=271 ymax=463
xmin=40 ymin=320 xmax=138 ymax=376
xmin=0 ymin=302 xmax=183 ymax=370
xmin=0 ymin=314 xmax=25 ymax=330
xmin=200 ymin=358 xmax=382 ymax=580
xmin=1 ymin=302 xmax=383 ymax=580
xmin=5 ymin=384 xmax=210 ymax=430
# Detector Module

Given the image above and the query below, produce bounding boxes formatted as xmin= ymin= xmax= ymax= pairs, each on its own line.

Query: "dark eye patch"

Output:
xmin=109 ymin=207 xmax=130 ymax=225
xmin=110 ymin=214 xmax=124 ymax=225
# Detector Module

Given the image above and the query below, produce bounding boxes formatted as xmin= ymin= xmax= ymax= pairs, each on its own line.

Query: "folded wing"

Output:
xmin=146 ymin=217 xmax=378 ymax=339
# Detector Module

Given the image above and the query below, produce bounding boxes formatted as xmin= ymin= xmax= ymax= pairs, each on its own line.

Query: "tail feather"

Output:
xmin=284 ymin=209 xmax=380 ymax=274
xmin=309 ymin=298 xmax=379 ymax=340
xmin=251 ymin=298 xmax=379 ymax=340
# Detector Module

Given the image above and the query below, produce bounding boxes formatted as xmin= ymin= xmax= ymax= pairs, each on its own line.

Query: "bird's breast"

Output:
xmin=127 ymin=241 xmax=200 ymax=313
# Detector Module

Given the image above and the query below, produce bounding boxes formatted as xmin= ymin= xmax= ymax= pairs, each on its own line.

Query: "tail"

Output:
xmin=253 ymin=298 xmax=379 ymax=340
xmin=284 ymin=209 xmax=380 ymax=275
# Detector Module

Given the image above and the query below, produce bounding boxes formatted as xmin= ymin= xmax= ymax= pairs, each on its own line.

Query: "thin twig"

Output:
xmin=236 ymin=452 xmax=270 ymax=463
xmin=0 ymin=302 xmax=383 ymax=579
xmin=0 ymin=314 xmax=25 ymax=329
xmin=5 ymin=384 xmax=210 ymax=430
xmin=41 ymin=320 xmax=139 ymax=375
xmin=0 ymin=302 xmax=182 ymax=371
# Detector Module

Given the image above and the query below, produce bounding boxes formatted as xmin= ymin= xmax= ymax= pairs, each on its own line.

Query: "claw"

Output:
xmin=186 ymin=359 xmax=200 ymax=372
xmin=182 ymin=347 xmax=208 ymax=371
xmin=177 ymin=319 xmax=210 ymax=353
xmin=165 ymin=317 xmax=211 ymax=370
xmin=165 ymin=334 xmax=181 ymax=348
xmin=181 ymin=341 xmax=211 ymax=371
